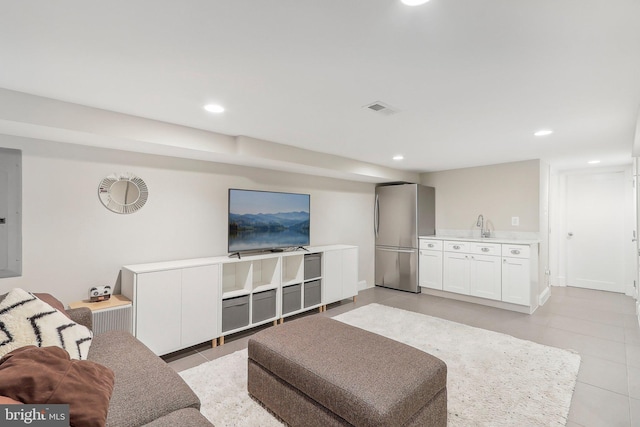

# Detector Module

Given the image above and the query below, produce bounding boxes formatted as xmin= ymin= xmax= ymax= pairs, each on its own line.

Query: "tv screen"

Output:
xmin=228 ymin=189 xmax=310 ymax=253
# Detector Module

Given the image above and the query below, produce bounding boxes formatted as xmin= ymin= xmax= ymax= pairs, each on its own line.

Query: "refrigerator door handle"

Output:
xmin=374 ymin=194 xmax=380 ymax=238
xmin=377 ymin=247 xmax=416 ymax=254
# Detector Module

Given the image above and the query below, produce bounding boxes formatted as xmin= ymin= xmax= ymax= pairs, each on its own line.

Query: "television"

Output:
xmin=228 ymin=189 xmax=310 ymax=253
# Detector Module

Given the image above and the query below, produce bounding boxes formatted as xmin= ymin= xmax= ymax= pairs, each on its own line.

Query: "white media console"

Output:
xmin=121 ymin=245 xmax=358 ymax=356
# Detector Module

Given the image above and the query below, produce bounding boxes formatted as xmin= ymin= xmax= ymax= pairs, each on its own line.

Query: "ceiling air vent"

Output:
xmin=363 ymin=101 xmax=398 ymax=116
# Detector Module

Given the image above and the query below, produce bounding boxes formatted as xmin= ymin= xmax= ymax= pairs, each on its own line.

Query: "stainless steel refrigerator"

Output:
xmin=374 ymin=183 xmax=435 ymax=293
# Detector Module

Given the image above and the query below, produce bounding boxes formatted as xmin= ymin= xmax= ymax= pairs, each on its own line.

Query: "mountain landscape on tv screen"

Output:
xmin=229 ymin=211 xmax=309 ymax=232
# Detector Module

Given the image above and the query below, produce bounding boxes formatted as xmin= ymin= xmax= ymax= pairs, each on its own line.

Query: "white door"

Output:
xmin=566 ymin=171 xmax=625 ymax=292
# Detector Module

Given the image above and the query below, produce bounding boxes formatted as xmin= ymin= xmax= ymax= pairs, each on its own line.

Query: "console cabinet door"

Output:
xmin=502 ymin=257 xmax=531 ymax=305
xmin=322 ymin=248 xmax=358 ymax=304
xmin=181 ymin=264 xmax=219 ymax=348
xmin=341 ymin=247 xmax=358 ymax=299
xmin=322 ymin=250 xmax=343 ymax=304
xmin=136 ymin=270 xmax=182 ymax=355
xmin=469 ymin=254 xmax=501 ymax=300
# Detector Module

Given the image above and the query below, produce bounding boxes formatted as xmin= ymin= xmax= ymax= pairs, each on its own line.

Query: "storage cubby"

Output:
xmin=252 ymin=257 xmax=280 ymax=291
xmin=282 ymin=254 xmax=304 ymax=285
xmin=222 ymin=261 xmax=252 ymax=297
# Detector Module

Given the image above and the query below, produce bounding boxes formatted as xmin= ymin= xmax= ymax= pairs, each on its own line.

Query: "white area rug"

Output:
xmin=180 ymin=303 xmax=580 ymax=426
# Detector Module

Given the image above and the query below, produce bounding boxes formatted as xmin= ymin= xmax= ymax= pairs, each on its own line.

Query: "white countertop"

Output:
xmin=419 ymin=235 xmax=539 ymax=245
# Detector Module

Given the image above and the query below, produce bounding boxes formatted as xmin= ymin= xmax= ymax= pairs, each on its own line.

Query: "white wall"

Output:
xmin=0 ymin=135 xmax=375 ymax=305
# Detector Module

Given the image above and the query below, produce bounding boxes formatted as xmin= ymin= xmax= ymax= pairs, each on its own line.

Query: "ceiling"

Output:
xmin=1 ymin=0 xmax=639 ymax=173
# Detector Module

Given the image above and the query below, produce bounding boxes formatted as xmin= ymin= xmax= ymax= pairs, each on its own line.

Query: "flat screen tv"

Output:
xmin=228 ymin=189 xmax=310 ymax=253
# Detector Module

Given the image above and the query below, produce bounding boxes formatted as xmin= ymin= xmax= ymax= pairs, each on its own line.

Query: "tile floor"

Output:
xmin=165 ymin=285 xmax=640 ymax=427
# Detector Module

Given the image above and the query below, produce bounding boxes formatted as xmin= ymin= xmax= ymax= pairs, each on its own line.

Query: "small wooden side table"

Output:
xmin=69 ymin=294 xmax=132 ymax=335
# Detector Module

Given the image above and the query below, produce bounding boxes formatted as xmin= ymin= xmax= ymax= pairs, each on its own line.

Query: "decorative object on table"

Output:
xmin=98 ymin=173 xmax=148 ymax=214
xmin=89 ymin=285 xmax=112 ymax=302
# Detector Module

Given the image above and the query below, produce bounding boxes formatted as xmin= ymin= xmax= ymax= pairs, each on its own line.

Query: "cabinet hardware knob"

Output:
xmin=511 ymin=250 xmax=520 ymax=255
xmin=453 ymin=245 xmax=460 ymax=250
xmin=481 ymin=247 xmax=489 ymax=252
xmin=428 ymin=244 xmax=434 ymax=247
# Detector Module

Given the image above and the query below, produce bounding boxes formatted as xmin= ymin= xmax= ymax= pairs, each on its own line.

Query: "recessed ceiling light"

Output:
xmin=534 ymin=129 xmax=553 ymax=137
xmin=393 ymin=155 xmax=404 ymax=161
xmin=401 ymin=0 xmax=430 ymax=5
xmin=204 ymin=104 xmax=225 ymax=113
xmin=588 ymin=160 xmax=601 ymax=164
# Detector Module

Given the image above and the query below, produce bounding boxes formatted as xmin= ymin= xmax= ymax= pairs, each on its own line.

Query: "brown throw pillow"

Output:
xmin=0 ymin=346 xmax=114 ymax=427
xmin=0 ymin=395 xmax=22 ymax=404
xmin=33 ymin=293 xmax=72 ymax=320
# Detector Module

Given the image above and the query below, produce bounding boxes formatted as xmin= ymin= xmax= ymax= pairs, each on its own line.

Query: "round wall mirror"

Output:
xmin=98 ymin=173 xmax=148 ymax=214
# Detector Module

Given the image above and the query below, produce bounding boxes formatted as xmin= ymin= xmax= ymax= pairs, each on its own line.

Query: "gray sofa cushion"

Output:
xmin=141 ymin=408 xmax=212 ymax=427
xmin=88 ymin=331 xmax=201 ymax=427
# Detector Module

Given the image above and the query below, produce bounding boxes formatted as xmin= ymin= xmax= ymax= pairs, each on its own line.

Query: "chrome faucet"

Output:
xmin=476 ymin=214 xmax=490 ymax=238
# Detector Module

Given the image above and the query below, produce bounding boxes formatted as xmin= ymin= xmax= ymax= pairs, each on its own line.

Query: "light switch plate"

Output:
xmin=511 ymin=216 xmax=519 ymax=226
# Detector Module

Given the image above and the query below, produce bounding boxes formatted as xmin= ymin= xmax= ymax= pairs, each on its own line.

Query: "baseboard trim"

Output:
xmin=539 ymin=286 xmax=551 ymax=306
xmin=420 ymin=288 xmax=533 ymax=314
xmin=357 ymin=280 xmax=368 ymax=291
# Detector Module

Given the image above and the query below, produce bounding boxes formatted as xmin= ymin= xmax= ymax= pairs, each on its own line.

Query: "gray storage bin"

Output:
xmin=304 ymin=280 xmax=322 ymax=308
xmin=252 ymin=289 xmax=277 ymax=323
xmin=304 ymin=253 xmax=322 ymax=280
xmin=222 ymin=295 xmax=250 ymax=333
xmin=282 ymin=284 xmax=301 ymax=315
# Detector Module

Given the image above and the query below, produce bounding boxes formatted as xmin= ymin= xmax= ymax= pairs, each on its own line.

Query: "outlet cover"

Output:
xmin=511 ymin=216 xmax=520 ymax=226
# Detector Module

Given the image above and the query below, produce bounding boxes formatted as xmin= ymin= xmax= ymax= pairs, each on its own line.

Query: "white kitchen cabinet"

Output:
xmin=469 ymin=254 xmax=502 ymax=300
xmin=443 ymin=252 xmax=501 ymax=299
xmin=125 ymin=264 xmax=219 ymax=355
xmin=502 ymin=250 xmax=531 ymax=306
xmin=421 ymin=238 xmax=538 ymax=314
xmin=419 ymin=239 xmax=443 ymax=290
xmin=443 ymin=252 xmax=470 ymax=295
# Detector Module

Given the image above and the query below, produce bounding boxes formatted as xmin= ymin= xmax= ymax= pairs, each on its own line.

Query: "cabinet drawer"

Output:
xmin=444 ymin=241 xmax=469 ymax=252
xmin=502 ymin=244 xmax=530 ymax=258
xmin=420 ymin=239 xmax=443 ymax=251
xmin=470 ymin=242 xmax=501 ymax=256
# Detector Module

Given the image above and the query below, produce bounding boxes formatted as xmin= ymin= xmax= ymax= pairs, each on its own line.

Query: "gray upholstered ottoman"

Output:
xmin=248 ymin=315 xmax=447 ymax=427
